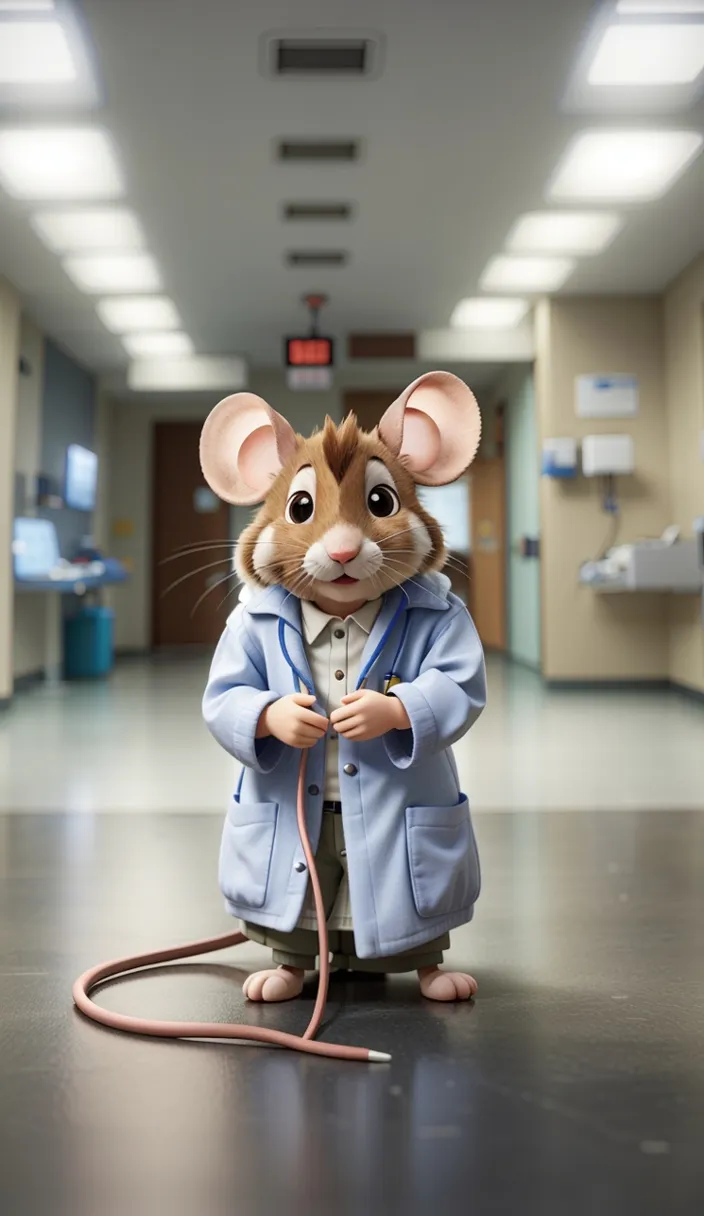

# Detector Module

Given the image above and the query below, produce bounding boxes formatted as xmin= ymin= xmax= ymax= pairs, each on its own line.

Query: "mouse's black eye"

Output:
xmin=367 ymin=485 xmax=400 ymax=518
xmin=286 ymin=491 xmax=315 ymax=524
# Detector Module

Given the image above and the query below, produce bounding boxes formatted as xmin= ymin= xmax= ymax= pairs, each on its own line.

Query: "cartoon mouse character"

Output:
xmin=200 ymin=371 xmax=486 ymax=1004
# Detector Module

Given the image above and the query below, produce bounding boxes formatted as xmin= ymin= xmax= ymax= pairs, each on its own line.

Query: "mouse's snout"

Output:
xmin=327 ymin=544 xmax=361 ymax=565
xmin=324 ymin=524 xmax=363 ymax=565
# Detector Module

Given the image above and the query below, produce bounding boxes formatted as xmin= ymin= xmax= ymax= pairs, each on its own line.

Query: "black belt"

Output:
xmin=323 ymin=800 xmax=343 ymax=813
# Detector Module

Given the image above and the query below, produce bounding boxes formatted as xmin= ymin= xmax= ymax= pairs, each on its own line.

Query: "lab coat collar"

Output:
xmin=300 ymin=596 xmax=381 ymax=644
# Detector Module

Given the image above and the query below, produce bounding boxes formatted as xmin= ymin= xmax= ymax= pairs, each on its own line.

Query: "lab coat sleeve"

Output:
xmin=383 ymin=605 xmax=486 ymax=769
xmin=202 ymin=607 xmax=285 ymax=773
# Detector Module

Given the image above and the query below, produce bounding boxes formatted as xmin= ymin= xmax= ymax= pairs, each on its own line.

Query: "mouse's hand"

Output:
xmin=330 ymin=690 xmax=410 ymax=742
xmin=257 ymin=694 xmax=329 ymax=749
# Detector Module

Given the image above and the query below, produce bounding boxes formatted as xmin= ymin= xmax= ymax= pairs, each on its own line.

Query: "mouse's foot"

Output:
xmin=242 ymin=966 xmax=305 ymax=1002
xmin=417 ymin=966 xmax=477 ymax=1002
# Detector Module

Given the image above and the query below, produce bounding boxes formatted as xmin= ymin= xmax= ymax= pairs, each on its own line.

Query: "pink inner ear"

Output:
xmin=238 ymin=425 xmax=279 ymax=492
xmin=401 ymin=408 xmax=441 ymax=473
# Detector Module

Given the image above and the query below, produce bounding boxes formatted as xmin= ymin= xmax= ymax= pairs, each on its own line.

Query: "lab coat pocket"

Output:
xmin=219 ymin=799 xmax=279 ymax=909
xmin=405 ymin=797 xmax=479 ymax=919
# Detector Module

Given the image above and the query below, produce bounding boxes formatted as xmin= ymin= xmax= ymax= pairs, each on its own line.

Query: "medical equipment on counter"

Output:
xmin=580 ymin=529 xmax=703 ymax=593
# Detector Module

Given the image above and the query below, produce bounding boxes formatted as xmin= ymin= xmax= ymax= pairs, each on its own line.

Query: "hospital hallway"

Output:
xmin=1 ymin=655 xmax=703 ymax=1216
xmin=2 ymin=0 xmax=704 ymax=1212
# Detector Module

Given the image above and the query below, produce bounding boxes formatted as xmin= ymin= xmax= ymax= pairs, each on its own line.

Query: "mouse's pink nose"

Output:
xmin=326 ymin=544 xmax=360 ymax=565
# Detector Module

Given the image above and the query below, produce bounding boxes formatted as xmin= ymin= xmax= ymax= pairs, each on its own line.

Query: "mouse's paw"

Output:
xmin=418 ymin=966 xmax=477 ymax=1002
xmin=242 ymin=966 xmax=305 ymax=1003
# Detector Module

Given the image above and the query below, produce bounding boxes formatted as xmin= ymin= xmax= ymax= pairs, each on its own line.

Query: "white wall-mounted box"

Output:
xmin=582 ymin=434 xmax=634 ymax=477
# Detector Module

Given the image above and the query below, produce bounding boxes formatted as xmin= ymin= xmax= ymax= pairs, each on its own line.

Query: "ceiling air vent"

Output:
xmin=275 ymin=40 xmax=369 ymax=75
xmin=277 ymin=139 xmax=360 ymax=163
xmin=261 ymin=34 xmax=383 ymax=79
xmin=284 ymin=202 xmax=352 ymax=221
xmin=286 ymin=250 xmax=348 ymax=267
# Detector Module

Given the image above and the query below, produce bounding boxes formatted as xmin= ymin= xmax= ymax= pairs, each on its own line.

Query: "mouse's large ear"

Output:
xmin=200 ymin=392 xmax=298 ymax=505
xmin=377 ymin=371 xmax=481 ymax=485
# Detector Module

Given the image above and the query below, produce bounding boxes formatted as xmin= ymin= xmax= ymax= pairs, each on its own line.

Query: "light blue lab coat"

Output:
xmin=203 ymin=572 xmax=486 ymax=959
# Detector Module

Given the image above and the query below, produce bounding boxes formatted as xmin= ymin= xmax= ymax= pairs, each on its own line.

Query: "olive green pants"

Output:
xmin=243 ymin=810 xmax=449 ymax=972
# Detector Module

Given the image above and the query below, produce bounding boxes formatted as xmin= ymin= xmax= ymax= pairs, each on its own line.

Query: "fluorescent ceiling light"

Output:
xmin=506 ymin=211 xmax=622 ymax=255
xmin=616 ymin=2 xmax=704 ymax=12
xmin=450 ymin=297 xmax=529 ymax=329
xmin=548 ymin=130 xmax=703 ymax=201
xmin=122 ymin=331 xmax=194 ymax=358
xmin=0 ymin=2 xmax=55 ymax=9
xmin=480 ymin=255 xmax=574 ymax=293
xmin=588 ymin=23 xmax=704 ymax=86
xmin=31 ymin=207 xmax=144 ymax=253
xmin=63 ymin=252 xmax=161 ymax=293
xmin=0 ymin=127 xmax=122 ymax=199
xmin=128 ymin=356 xmax=247 ymax=393
xmin=0 ymin=21 xmax=74 ymax=83
xmin=96 ymin=296 xmax=181 ymax=333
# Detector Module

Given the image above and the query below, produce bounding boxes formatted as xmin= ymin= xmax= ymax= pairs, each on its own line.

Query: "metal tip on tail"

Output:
xmin=368 ymin=1050 xmax=392 ymax=1063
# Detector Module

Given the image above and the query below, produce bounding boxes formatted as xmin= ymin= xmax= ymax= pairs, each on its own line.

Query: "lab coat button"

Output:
xmin=308 ymin=784 xmax=319 ymax=796
xmin=343 ymin=763 xmax=358 ymax=777
xmin=295 ymin=862 xmax=307 ymax=873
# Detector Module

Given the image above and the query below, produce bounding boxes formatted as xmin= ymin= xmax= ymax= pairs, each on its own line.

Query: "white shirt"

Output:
xmin=300 ymin=597 xmax=381 ymax=802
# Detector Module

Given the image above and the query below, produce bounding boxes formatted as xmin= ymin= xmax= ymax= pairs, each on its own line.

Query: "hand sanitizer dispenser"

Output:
xmin=582 ymin=435 xmax=634 ymax=477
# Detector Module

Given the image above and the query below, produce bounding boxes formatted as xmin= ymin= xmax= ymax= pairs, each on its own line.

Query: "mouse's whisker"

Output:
xmin=379 ymin=561 xmax=454 ymax=607
xmin=190 ymin=569 xmax=241 ymax=618
xmin=160 ymin=542 xmax=238 ymax=566
xmin=165 ymin=538 xmax=295 ymax=563
xmin=160 ymin=556 xmax=241 ymax=600
xmin=216 ymin=577 xmax=247 ymax=613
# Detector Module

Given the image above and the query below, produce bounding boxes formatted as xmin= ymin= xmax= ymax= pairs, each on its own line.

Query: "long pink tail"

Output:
xmin=72 ymin=752 xmax=390 ymax=1063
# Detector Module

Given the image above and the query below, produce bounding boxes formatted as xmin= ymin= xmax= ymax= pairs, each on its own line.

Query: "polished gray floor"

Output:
xmin=2 ymin=658 xmax=704 ymax=1214
xmin=2 ymin=807 xmax=703 ymax=1215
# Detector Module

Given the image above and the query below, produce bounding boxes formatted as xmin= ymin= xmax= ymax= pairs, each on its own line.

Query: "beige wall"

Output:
xmin=0 ymin=279 xmax=21 ymax=701
xmin=536 ymin=297 xmax=672 ymax=682
xmin=664 ymin=256 xmax=704 ymax=695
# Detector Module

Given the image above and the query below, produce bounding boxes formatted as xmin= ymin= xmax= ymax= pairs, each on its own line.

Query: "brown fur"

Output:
xmin=236 ymin=413 xmax=446 ymax=599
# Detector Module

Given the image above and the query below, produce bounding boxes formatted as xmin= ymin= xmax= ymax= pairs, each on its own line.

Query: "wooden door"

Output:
xmin=343 ymin=390 xmax=398 ymax=433
xmin=469 ymin=456 xmax=506 ymax=650
xmin=151 ymin=422 xmax=233 ymax=647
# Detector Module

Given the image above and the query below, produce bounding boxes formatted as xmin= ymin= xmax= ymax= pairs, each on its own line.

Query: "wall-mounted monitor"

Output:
xmin=64 ymin=444 xmax=98 ymax=512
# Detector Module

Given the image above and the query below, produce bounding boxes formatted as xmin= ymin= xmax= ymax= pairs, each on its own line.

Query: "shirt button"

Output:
xmin=334 ymin=629 xmax=345 ymax=639
xmin=295 ymin=862 xmax=307 ymax=873
xmin=334 ymin=669 xmax=345 ymax=681
xmin=343 ymin=763 xmax=358 ymax=777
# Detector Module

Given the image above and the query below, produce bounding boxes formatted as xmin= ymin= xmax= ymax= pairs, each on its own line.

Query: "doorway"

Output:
xmin=343 ymin=390 xmax=396 ymax=434
xmin=151 ymin=422 xmax=233 ymax=647
xmin=469 ymin=454 xmax=507 ymax=651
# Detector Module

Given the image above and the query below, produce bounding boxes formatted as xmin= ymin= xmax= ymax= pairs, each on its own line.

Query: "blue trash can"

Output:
xmin=64 ymin=606 xmax=115 ymax=679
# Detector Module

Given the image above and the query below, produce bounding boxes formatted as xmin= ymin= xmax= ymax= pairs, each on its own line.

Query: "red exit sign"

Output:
xmin=285 ymin=336 xmax=334 ymax=367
